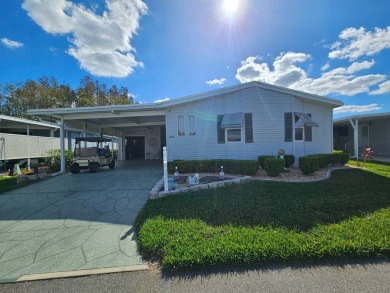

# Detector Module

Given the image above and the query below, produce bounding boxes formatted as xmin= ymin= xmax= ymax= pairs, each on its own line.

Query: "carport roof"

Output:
xmin=334 ymin=112 xmax=390 ymax=125
xmin=0 ymin=114 xmax=60 ymax=129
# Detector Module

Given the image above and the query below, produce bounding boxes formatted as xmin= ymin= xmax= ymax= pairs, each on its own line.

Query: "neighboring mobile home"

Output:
xmin=333 ymin=112 xmax=390 ymax=158
xmin=0 ymin=114 xmax=118 ymax=170
xmin=27 ymin=81 xmax=343 ymax=169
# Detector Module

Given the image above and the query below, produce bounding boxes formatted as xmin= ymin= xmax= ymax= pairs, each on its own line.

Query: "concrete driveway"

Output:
xmin=0 ymin=160 xmax=162 ymax=283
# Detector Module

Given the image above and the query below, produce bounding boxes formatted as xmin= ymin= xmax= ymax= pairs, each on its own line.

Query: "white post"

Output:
xmin=27 ymin=125 xmax=31 ymax=170
xmin=60 ymin=118 xmax=65 ymax=173
xmin=349 ymin=118 xmax=359 ymax=158
xmin=163 ymin=146 xmax=168 ymax=192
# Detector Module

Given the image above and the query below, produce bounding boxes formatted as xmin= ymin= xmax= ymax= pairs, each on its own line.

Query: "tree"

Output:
xmin=0 ymin=75 xmax=134 ymax=117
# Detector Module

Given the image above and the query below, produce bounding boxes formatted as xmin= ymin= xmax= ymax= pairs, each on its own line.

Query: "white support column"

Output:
xmin=27 ymin=125 xmax=30 ymax=170
xmin=60 ymin=117 xmax=65 ymax=173
xmin=83 ymin=122 xmax=87 ymax=148
xmin=118 ymin=137 xmax=124 ymax=160
xmin=51 ymin=119 xmax=65 ymax=177
xmin=163 ymin=146 xmax=168 ymax=192
xmin=349 ymin=118 xmax=359 ymax=158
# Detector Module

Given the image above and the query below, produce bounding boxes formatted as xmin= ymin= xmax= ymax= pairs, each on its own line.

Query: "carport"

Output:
xmin=27 ymin=103 xmax=168 ymax=174
xmin=334 ymin=112 xmax=390 ymax=158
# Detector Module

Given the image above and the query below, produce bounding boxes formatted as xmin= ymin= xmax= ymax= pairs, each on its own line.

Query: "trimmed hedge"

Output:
xmin=284 ymin=154 xmax=295 ymax=168
xmin=168 ymin=159 xmax=259 ymax=176
xmin=258 ymin=155 xmax=275 ymax=169
xmin=299 ymin=156 xmax=319 ymax=175
xmin=299 ymin=153 xmax=350 ymax=175
xmin=264 ymin=158 xmax=285 ymax=177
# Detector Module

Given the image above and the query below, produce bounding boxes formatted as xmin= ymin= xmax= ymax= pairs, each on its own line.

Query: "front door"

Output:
xmin=125 ymin=136 xmax=145 ymax=159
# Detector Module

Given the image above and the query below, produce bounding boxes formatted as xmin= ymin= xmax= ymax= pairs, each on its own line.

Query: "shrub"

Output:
xmin=44 ymin=149 xmax=74 ymax=173
xmin=284 ymin=154 xmax=295 ymax=168
xmin=299 ymin=156 xmax=319 ymax=175
xmin=264 ymin=158 xmax=285 ymax=177
xmin=333 ymin=153 xmax=349 ymax=165
xmin=306 ymin=153 xmax=350 ymax=168
xmin=168 ymin=159 xmax=259 ymax=176
xmin=258 ymin=155 xmax=275 ymax=169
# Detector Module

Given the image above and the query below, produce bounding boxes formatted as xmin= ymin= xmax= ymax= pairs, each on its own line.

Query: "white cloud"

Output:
xmin=333 ymin=104 xmax=382 ymax=114
xmin=321 ymin=62 xmax=330 ymax=71
xmin=370 ymin=80 xmax=390 ymax=95
xmin=22 ymin=0 xmax=147 ymax=77
xmin=205 ymin=78 xmax=226 ymax=86
xmin=235 ymin=52 xmax=310 ymax=88
xmin=1 ymin=38 xmax=24 ymax=49
xmin=329 ymin=26 xmax=390 ymax=60
xmin=154 ymin=98 xmax=170 ymax=103
xmin=235 ymin=52 xmax=386 ymax=96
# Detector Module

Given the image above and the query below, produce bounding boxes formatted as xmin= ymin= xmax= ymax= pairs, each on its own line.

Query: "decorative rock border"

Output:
xmin=150 ymin=174 xmax=251 ymax=199
xmin=17 ymin=173 xmax=48 ymax=184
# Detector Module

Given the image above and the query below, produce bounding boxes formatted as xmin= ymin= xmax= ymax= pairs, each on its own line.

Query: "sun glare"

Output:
xmin=223 ymin=0 xmax=240 ymax=16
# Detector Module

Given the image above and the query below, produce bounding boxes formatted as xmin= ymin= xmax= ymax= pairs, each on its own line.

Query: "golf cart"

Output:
xmin=70 ymin=137 xmax=115 ymax=174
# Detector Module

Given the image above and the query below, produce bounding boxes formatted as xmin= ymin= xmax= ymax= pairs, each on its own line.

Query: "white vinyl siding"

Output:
xmin=166 ymin=86 xmax=335 ymax=163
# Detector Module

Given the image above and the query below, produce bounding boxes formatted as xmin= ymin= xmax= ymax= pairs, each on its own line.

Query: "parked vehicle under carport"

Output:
xmin=70 ymin=137 xmax=115 ymax=174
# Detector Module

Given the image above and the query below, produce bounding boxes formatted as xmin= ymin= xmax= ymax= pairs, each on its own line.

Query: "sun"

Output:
xmin=222 ymin=0 xmax=240 ymax=16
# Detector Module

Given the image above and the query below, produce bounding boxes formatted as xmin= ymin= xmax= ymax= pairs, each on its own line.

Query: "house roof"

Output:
xmin=26 ymin=81 xmax=343 ymax=135
xmin=334 ymin=112 xmax=390 ymax=125
xmin=27 ymin=81 xmax=343 ymax=118
xmin=0 ymin=114 xmax=60 ymax=130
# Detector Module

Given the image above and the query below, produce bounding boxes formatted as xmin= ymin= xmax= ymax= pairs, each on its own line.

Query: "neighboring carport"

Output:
xmin=0 ymin=115 xmax=60 ymax=170
xmin=334 ymin=112 xmax=390 ymax=158
xmin=27 ymin=103 xmax=167 ymax=174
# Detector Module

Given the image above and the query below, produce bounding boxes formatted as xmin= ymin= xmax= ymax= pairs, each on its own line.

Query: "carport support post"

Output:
xmin=163 ymin=147 xmax=168 ymax=192
xmin=60 ymin=118 xmax=65 ymax=173
xmin=349 ymin=118 xmax=359 ymax=158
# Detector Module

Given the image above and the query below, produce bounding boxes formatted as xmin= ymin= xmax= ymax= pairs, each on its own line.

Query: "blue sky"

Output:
xmin=1 ymin=0 xmax=390 ymax=118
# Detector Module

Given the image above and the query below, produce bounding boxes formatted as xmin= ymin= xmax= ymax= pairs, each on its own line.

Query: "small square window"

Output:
xmin=226 ymin=128 xmax=242 ymax=142
xmin=295 ymin=128 xmax=303 ymax=141
xmin=189 ymin=115 xmax=196 ymax=135
xmin=178 ymin=116 xmax=185 ymax=136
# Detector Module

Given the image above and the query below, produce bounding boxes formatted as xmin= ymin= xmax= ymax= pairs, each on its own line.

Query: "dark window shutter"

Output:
xmin=217 ymin=115 xmax=225 ymax=143
xmin=284 ymin=112 xmax=293 ymax=142
xmin=244 ymin=113 xmax=253 ymax=143
xmin=305 ymin=114 xmax=312 ymax=141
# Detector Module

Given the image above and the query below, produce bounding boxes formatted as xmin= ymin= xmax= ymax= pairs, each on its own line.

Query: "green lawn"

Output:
xmin=136 ymin=162 xmax=390 ymax=269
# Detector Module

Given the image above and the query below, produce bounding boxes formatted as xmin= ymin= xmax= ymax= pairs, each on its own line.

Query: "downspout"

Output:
xmin=52 ymin=117 xmax=65 ymax=177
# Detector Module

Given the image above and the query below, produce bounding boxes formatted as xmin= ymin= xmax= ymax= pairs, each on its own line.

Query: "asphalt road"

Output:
xmin=1 ymin=258 xmax=389 ymax=293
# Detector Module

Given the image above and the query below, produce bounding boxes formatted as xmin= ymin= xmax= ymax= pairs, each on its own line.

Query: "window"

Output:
xmin=226 ymin=128 xmax=242 ymax=142
xmin=188 ymin=115 xmax=196 ymax=135
xmin=217 ymin=112 xmax=253 ymax=144
xmin=285 ymin=112 xmax=317 ymax=142
xmin=294 ymin=113 xmax=304 ymax=141
xmin=178 ymin=115 xmax=185 ymax=136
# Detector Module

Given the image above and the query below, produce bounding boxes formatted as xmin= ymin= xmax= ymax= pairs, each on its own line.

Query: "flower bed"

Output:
xmin=150 ymin=174 xmax=250 ymax=199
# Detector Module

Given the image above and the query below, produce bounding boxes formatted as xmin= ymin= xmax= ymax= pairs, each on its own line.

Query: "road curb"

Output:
xmin=15 ymin=264 xmax=149 ymax=283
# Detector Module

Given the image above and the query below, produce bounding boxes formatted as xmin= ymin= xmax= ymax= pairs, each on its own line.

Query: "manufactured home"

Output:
xmin=0 ymin=115 xmax=118 ymax=170
xmin=27 ymin=81 xmax=343 ymax=170
xmin=334 ymin=112 xmax=390 ymax=158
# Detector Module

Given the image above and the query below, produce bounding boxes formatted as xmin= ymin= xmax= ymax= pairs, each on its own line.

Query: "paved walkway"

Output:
xmin=0 ymin=160 xmax=162 ymax=283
